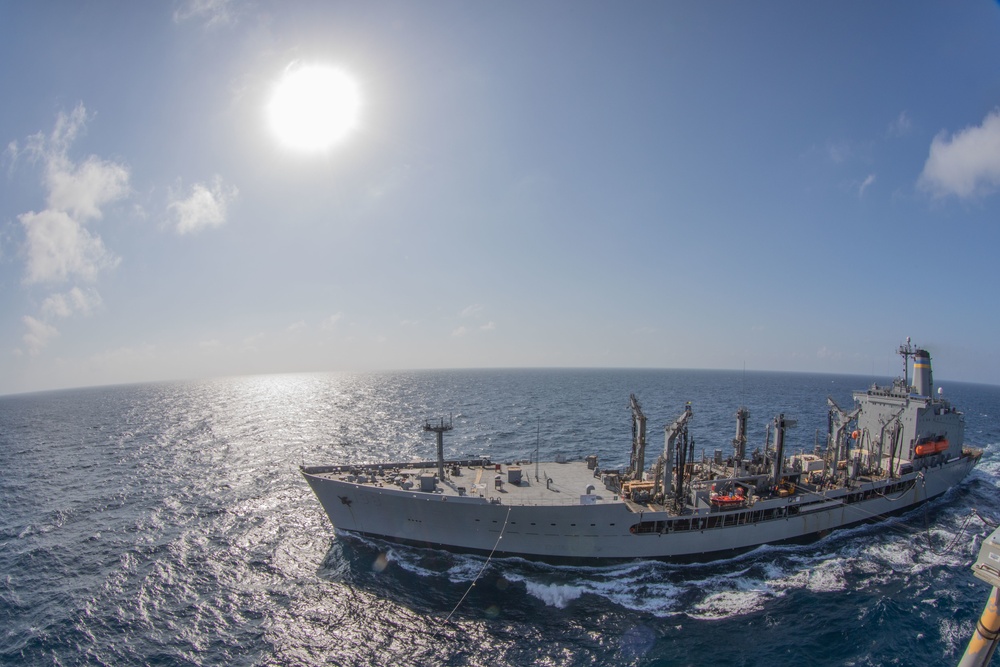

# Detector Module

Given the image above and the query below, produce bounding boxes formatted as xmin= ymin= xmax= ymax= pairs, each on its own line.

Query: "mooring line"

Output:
xmin=443 ymin=506 xmax=512 ymax=624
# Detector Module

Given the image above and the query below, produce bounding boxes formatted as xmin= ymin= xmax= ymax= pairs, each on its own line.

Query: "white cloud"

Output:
xmin=453 ymin=305 xmax=494 ymax=335
xmin=889 ymin=111 xmax=912 ymax=137
xmin=5 ymin=140 xmax=23 ymax=176
xmin=20 ymin=209 xmax=119 ymax=284
xmin=167 ymin=176 xmax=238 ymax=235
xmin=919 ymin=109 xmax=1000 ymax=198
xmin=41 ymin=287 xmax=102 ymax=318
xmin=10 ymin=105 xmax=130 ymax=360
xmin=173 ymin=0 xmax=236 ymax=26
xmin=287 ymin=320 xmax=307 ymax=333
xmin=46 ymin=155 xmax=129 ymax=221
xmin=460 ymin=304 xmax=483 ymax=318
xmin=17 ymin=104 xmax=127 ymax=285
xmin=242 ymin=332 xmax=265 ymax=351
xmin=42 ymin=104 xmax=86 ymax=153
xmin=322 ymin=313 xmax=344 ymax=331
xmin=827 ymin=141 xmax=852 ymax=164
xmin=22 ymin=315 xmax=58 ymax=355
xmin=25 ymin=106 xmax=129 ymax=217
xmin=859 ymin=173 xmax=876 ymax=197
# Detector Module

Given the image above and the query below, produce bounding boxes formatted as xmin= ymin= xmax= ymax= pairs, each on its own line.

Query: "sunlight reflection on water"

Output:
xmin=0 ymin=370 xmax=998 ymax=665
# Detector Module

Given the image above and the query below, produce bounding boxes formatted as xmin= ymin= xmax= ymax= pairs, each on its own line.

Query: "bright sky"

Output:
xmin=2 ymin=1 xmax=1000 ymax=396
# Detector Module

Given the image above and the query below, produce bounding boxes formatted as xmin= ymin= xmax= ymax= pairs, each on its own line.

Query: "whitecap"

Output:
xmin=938 ymin=617 xmax=968 ymax=658
xmin=520 ymin=580 xmax=585 ymax=608
xmin=689 ymin=588 xmax=775 ymax=620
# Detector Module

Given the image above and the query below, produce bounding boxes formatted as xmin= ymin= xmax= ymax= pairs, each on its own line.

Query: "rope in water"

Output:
xmin=443 ymin=505 xmax=512 ymax=624
xmin=923 ymin=506 xmax=985 ymax=556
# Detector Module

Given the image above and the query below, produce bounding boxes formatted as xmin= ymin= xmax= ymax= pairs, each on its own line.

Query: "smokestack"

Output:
xmin=913 ymin=349 xmax=933 ymax=396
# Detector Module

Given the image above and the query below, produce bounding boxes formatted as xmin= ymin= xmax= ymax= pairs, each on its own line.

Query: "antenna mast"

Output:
xmin=898 ymin=336 xmax=914 ymax=389
xmin=535 ymin=420 xmax=540 ymax=482
xmin=424 ymin=416 xmax=454 ymax=480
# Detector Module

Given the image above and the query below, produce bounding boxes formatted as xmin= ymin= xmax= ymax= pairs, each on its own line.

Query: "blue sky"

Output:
xmin=2 ymin=1 xmax=1000 ymax=395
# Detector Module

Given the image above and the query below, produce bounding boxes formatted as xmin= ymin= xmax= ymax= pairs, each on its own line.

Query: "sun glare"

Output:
xmin=267 ymin=64 xmax=361 ymax=152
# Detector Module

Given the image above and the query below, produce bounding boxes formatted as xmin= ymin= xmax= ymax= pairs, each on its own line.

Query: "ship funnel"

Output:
xmin=913 ymin=349 xmax=933 ymax=396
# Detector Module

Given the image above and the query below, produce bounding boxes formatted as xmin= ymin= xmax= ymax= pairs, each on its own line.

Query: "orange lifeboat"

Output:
xmin=710 ymin=485 xmax=747 ymax=508
xmin=915 ymin=438 xmax=950 ymax=457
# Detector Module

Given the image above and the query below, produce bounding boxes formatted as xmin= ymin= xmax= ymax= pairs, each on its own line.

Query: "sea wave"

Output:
xmin=2 ymin=370 xmax=998 ymax=666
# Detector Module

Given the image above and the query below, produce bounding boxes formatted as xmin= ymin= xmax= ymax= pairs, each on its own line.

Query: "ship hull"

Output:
xmin=302 ymin=453 xmax=978 ymax=562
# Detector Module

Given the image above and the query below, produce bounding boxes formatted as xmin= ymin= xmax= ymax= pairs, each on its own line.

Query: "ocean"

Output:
xmin=1 ymin=368 xmax=999 ymax=666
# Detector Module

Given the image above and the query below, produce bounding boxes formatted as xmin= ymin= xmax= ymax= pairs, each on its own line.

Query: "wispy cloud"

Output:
xmin=460 ymin=304 xmax=484 ymax=318
xmin=41 ymin=287 xmax=102 ymax=318
xmin=827 ymin=141 xmax=853 ymax=164
xmin=322 ymin=313 xmax=344 ymax=331
xmin=888 ymin=111 xmax=912 ymax=137
xmin=243 ymin=332 xmax=265 ymax=351
xmin=167 ymin=176 xmax=238 ymax=235
xmin=22 ymin=315 xmax=58 ymax=356
xmin=452 ymin=305 xmax=495 ymax=336
xmin=919 ymin=109 xmax=1000 ymax=199
xmin=173 ymin=0 xmax=236 ymax=27
xmin=858 ymin=173 xmax=876 ymax=197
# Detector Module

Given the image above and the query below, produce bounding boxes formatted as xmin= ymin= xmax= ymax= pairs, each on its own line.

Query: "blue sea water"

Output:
xmin=1 ymin=368 xmax=999 ymax=666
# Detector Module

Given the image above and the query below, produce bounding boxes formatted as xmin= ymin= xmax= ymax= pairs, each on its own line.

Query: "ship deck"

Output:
xmin=305 ymin=458 xmax=621 ymax=507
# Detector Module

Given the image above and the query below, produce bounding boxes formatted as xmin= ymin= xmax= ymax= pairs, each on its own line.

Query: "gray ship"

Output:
xmin=302 ymin=341 xmax=982 ymax=561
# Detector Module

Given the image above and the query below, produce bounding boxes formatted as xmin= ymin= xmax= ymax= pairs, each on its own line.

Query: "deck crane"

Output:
xmin=653 ymin=403 xmax=693 ymax=505
xmin=827 ymin=396 xmax=861 ymax=475
xmin=627 ymin=394 xmax=647 ymax=481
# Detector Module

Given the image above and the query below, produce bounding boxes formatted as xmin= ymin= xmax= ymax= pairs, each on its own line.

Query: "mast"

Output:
xmin=898 ymin=336 xmax=915 ymax=391
xmin=535 ymin=420 xmax=540 ymax=482
xmin=424 ymin=416 xmax=453 ymax=480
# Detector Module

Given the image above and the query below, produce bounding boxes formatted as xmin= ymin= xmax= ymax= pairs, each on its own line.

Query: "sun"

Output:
xmin=267 ymin=64 xmax=361 ymax=152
